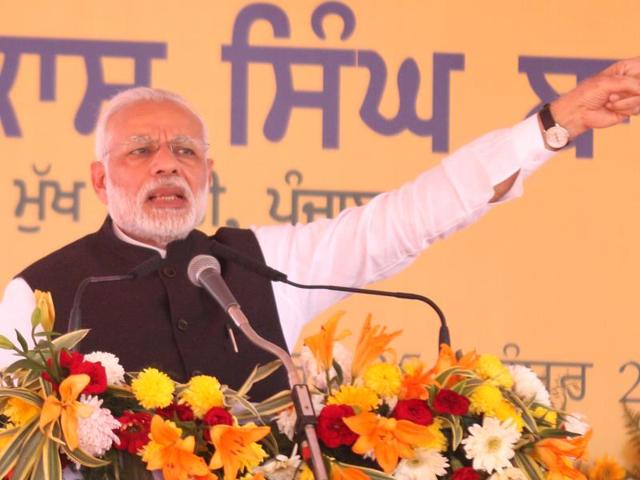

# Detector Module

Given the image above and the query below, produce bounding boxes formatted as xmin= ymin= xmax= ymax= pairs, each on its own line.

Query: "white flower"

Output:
xmin=507 ymin=365 xmax=550 ymax=406
xmin=488 ymin=467 xmax=527 ymax=480
xmin=275 ymin=394 xmax=324 ymax=441
xmin=84 ymin=351 xmax=125 ymax=385
xmin=562 ymin=412 xmax=590 ymax=435
xmin=76 ymin=395 xmax=120 ymax=457
xmin=275 ymin=406 xmax=296 ymax=441
xmin=461 ymin=417 xmax=521 ymax=473
xmin=254 ymin=444 xmax=302 ymax=480
xmin=298 ymin=343 xmax=352 ymax=390
xmin=393 ymin=448 xmax=449 ymax=480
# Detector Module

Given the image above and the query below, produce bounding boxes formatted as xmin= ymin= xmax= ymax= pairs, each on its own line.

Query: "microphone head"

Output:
xmin=188 ymin=254 xmax=221 ymax=287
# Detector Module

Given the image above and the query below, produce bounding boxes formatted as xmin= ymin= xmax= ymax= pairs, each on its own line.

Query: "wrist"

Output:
xmin=539 ymin=103 xmax=570 ymax=150
xmin=549 ymin=98 xmax=585 ymax=140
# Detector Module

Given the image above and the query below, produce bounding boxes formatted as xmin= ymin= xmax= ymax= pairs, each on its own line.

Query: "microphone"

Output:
xmin=187 ymin=255 xmax=238 ymax=311
xmin=209 ymin=240 xmax=451 ymax=347
xmin=187 ymin=254 xmax=329 ymax=480
xmin=67 ymin=255 xmax=164 ymax=336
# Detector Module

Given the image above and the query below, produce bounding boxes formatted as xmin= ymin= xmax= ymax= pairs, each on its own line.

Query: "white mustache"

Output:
xmin=137 ymin=177 xmax=194 ymax=205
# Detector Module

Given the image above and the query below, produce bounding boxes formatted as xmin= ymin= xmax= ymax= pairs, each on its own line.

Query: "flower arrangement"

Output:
xmin=0 ymin=290 xmax=290 ymax=480
xmin=0 ymin=291 xmax=629 ymax=480
xmin=276 ymin=311 xmax=597 ymax=480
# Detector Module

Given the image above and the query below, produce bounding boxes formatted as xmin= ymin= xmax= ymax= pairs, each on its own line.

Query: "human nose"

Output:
xmin=150 ymin=142 xmax=180 ymax=175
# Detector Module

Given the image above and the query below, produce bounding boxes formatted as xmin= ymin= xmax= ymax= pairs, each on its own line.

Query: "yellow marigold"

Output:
xmin=328 ymin=385 xmax=379 ymax=412
xmin=417 ymin=417 xmax=447 ymax=452
xmin=364 ymin=363 xmax=402 ymax=398
xmin=532 ymin=405 xmax=557 ymax=426
xmin=4 ymin=397 xmax=39 ymax=426
xmin=475 ymin=354 xmax=513 ymax=388
xmin=179 ymin=375 xmax=224 ymax=418
xmin=588 ymin=455 xmax=626 ymax=480
xmin=299 ymin=465 xmax=315 ymax=480
xmin=494 ymin=401 xmax=525 ymax=432
xmin=469 ymin=384 xmax=503 ymax=415
xmin=132 ymin=368 xmax=175 ymax=409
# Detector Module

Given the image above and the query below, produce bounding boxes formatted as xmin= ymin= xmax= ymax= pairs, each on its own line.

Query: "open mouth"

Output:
xmin=146 ymin=187 xmax=189 ymax=208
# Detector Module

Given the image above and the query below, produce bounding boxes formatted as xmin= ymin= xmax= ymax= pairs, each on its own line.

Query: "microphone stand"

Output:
xmin=209 ymin=239 xmax=451 ymax=347
xmin=193 ymin=265 xmax=328 ymax=480
xmin=225 ymin=305 xmax=327 ymax=480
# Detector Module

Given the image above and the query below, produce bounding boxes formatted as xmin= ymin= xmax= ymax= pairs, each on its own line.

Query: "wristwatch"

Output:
xmin=539 ymin=103 xmax=570 ymax=150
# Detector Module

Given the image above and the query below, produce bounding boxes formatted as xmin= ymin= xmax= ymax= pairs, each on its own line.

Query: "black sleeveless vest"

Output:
xmin=19 ymin=218 xmax=289 ymax=401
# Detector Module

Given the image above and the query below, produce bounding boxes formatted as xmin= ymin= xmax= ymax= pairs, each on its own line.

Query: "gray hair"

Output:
xmin=94 ymin=87 xmax=209 ymax=163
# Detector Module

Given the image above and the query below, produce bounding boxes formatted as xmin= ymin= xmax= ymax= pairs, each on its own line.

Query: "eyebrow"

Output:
xmin=123 ymin=134 xmax=201 ymax=144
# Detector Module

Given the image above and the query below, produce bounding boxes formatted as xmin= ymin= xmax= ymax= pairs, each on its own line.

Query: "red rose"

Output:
xmin=452 ymin=467 xmax=480 ymax=480
xmin=60 ymin=350 xmax=84 ymax=370
xmin=115 ymin=411 xmax=153 ymax=455
xmin=203 ymin=407 xmax=234 ymax=441
xmin=316 ymin=404 xmax=358 ymax=449
xmin=432 ymin=389 xmax=470 ymax=415
xmin=72 ymin=360 xmax=108 ymax=395
xmin=42 ymin=349 xmax=86 ymax=388
xmin=156 ymin=403 xmax=195 ymax=422
xmin=393 ymin=399 xmax=433 ymax=426
xmin=203 ymin=407 xmax=233 ymax=427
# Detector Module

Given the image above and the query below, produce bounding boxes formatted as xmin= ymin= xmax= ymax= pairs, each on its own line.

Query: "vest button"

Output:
xmin=191 ymin=370 xmax=203 ymax=377
xmin=162 ymin=267 xmax=176 ymax=278
xmin=177 ymin=318 xmax=189 ymax=331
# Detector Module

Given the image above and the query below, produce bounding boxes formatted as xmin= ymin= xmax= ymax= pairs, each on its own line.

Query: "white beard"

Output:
xmin=105 ymin=175 xmax=208 ymax=248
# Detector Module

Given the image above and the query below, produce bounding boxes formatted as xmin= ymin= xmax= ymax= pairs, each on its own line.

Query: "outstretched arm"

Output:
xmin=490 ymin=57 xmax=640 ymax=202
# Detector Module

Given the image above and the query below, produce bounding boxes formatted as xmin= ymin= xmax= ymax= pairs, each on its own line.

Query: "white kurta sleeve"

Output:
xmin=0 ymin=277 xmax=36 ymax=366
xmin=253 ymin=115 xmax=555 ymax=349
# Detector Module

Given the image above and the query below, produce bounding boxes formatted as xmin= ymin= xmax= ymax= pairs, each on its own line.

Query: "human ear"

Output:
xmin=91 ymin=161 xmax=108 ymax=205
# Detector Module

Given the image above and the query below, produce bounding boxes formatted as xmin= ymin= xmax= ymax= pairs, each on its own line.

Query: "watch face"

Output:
xmin=545 ymin=125 xmax=570 ymax=149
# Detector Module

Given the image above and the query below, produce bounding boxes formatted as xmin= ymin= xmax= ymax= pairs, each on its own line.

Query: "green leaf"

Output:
xmin=15 ymin=330 xmax=29 ymax=353
xmin=434 ymin=366 xmax=475 ymax=387
xmin=0 ymin=388 xmax=44 ymax=407
xmin=31 ymin=308 xmax=42 ymax=329
xmin=459 ymin=378 xmax=484 ymax=396
xmin=33 ymin=332 xmax=61 ymax=338
xmin=439 ymin=415 xmax=464 ymax=450
xmin=332 ymin=359 xmax=345 ymax=386
xmin=9 ymin=427 xmax=45 ymax=480
xmin=3 ymin=358 xmax=46 ymax=375
xmin=336 ymin=461 xmax=395 ymax=479
xmin=538 ymin=427 xmax=578 ymax=439
xmin=502 ymin=389 xmax=539 ymax=434
xmin=235 ymin=360 xmax=283 ymax=398
xmin=0 ymin=335 xmax=16 ymax=350
xmin=51 ymin=329 xmax=90 ymax=352
xmin=0 ymin=418 xmax=39 ymax=477
xmin=0 ymin=426 xmax=20 ymax=438
xmin=513 ymin=451 xmax=545 ymax=480
xmin=232 ymin=390 xmax=292 ymax=421
xmin=61 ymin=444 xmax=111 ymax=468
xmin=42 ymin=437 xmax=63 ymax=480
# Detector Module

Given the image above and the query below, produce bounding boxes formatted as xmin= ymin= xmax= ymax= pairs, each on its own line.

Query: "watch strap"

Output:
xmin=539 ymin=103 xmax=557 ymax=130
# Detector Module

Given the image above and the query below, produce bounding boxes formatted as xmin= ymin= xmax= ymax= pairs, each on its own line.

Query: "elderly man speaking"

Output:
xmin=2 ymin=57 xmax=640 ymax=400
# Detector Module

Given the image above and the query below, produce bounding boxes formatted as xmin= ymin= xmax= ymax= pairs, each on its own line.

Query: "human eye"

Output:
xmin=129 ymin=146 xmax=151 ymax=156
xmin=176 ymin=146 xmax=196 ymax=156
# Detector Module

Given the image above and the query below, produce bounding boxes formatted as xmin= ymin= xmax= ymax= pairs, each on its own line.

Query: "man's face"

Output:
xmin=91 ymin=100 xmax=213 ymax=247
